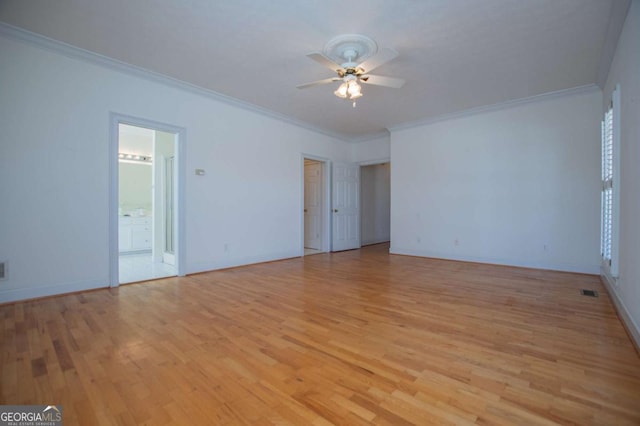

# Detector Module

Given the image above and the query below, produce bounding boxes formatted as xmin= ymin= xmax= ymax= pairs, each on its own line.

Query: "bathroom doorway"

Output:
xmin=110 ymin=115 xmax=185 ymax=286
xmin=117 ymin=124 xmax=176 ymax=283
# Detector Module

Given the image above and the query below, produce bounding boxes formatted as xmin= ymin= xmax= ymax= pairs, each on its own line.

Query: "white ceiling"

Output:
xmin=0 ymin=0 xmax=629 ymax=141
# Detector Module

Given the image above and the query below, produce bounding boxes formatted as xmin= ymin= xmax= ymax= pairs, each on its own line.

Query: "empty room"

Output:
xmin=1 ymin=1 xmax=639 ymax=424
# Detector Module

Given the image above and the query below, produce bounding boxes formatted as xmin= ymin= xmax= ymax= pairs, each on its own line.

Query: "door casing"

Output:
xmin=109 ymin=113 xmax=186 ymax=287
xmin=304 ymin=160 xmax=323 ymax=250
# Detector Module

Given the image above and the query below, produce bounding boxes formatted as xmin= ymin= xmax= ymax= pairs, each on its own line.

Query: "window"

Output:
xmin=601 ymin=105 xmax=613 ymax=261
xmin=601 ymin=86 xmax=620 ymax=277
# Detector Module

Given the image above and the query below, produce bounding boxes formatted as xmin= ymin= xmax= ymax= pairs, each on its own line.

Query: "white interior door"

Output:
xmin=332 ymin=162 xmax=360 ymax=251
xmin=304 ymin=162 xmax=322 ymax=250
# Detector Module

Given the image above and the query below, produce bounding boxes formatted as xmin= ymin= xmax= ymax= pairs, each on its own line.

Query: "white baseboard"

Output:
xmin=389 ymin=246 xmax=600 ymax=275
xmin=361 ymin=238 xmax=390 ymax=246
xmin=1 ymin=251 xmax=300 ymax=304
xmin=187 ymin=250 xmax=301 ymax=275
xmin=600 ymin=269 xmax=640 ymax=350
xmin=0 ymin=278 xmax=108 ymax=304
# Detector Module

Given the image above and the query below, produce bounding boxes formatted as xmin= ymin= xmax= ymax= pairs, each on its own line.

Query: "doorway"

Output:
xmin=109 ymin=114 xmax=186 ymax=287
xmin=302 ymin=157 xmax=329 ymax=256
xmin=117 ymin=124 xmax=176 ymax=283
xmin=360 ymin=162 xmax=391 ymax=246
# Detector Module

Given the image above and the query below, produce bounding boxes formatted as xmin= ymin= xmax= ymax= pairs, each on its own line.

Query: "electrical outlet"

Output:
xmin=454 ymin=238 xmax=459 ymax=246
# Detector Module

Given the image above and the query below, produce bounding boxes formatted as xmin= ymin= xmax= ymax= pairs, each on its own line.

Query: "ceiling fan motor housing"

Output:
xmin=338 ymin=68 xmax=365 ymax=78
xmin=323 ymin=34 xmax=378 ymax=68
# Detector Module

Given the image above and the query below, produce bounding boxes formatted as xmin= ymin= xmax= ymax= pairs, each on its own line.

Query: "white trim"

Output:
xmin=176 ymin=127 xmax=187 ymax=278
xmin=109 ymin=113 xmax=187 ymax=287
xmin=0 ymin=22 xmax=602 ymax=145
xmin=0 ymin=279 xmax=107 ymax=305
xmin=108 ymin=116 xmax=119 ymax=287
xmin=389 ymin=84 xmax=601 ymax=133
xmin=389 ymin=247 xmax=600 ymax=275
xmin=361 ymin=238 xmax=391 ymax=246
xmin=187 ymin=251 xmax=300 ymax=275
xmin=348 ymin=130 xmax=391 ymax=144
xmin=358 ymin=158 xmax=390 ymax=166
xmin=0 ymin=22 xmax=349 ymax=143
xmin=610 ymin=84 xmax=621 ymax=277
xmin=300 ymin=154 xmax=332 ymax=255
xmin=600 ymin=268 xmax=640 ymax=350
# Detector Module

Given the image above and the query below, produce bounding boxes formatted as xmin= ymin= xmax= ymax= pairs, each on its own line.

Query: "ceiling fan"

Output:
xmin=297 ymin=34 xmax=405 ymax=107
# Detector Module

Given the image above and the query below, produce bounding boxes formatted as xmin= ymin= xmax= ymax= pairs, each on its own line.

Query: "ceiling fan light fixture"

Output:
xmin=334 ymin=82 xmax=348 ymax=98
xmin=334 ymin=78 xmax=362 ymax=100
xmin=347 ymin=81 xmax=361 ymax=97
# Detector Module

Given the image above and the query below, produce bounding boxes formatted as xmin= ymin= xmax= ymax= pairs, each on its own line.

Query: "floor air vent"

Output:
xmin=581 ymin=289 xmax=598 ymax=297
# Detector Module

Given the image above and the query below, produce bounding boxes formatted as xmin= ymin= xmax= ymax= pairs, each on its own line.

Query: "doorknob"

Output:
xmin=304 ymin=209 xmax=308 ymax=212
xmin=333 ymin=209 xmax=338 ymax=213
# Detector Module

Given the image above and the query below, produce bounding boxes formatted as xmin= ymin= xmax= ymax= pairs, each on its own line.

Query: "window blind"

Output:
xmin=601 ymin=106 xmax=613 ymax=263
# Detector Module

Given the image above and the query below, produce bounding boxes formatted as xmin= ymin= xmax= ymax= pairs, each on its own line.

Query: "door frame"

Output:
xmin=109 ymin=113 xmax=187 ymax=287
xmin=161 ymin=154 xmax=176 ymax=266
xmin=300 ymin=154 xmax=331 ymax=255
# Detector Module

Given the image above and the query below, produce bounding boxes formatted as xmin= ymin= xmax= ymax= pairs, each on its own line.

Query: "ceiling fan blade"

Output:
xmin=306 ymin=52 xmax=343 ymax=72
xmin=296 ymin=77 xmax=341 ymax=89
xmin=360 ymin=74 xmax=406 ymax=89
xmin=358 ymin=48 xmax=399 ymax=73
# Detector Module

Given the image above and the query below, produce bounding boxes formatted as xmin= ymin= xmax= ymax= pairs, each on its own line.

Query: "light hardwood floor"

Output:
xmin=1 ymin=243 xmax=639 ymax=425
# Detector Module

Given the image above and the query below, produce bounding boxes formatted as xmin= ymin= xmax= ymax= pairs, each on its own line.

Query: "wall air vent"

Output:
xmin=0 ymin=262 xmax=6 ymax=280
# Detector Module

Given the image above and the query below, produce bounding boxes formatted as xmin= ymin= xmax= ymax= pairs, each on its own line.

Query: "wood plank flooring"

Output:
xmin=1 ymin=243 xmax=639 ymax=425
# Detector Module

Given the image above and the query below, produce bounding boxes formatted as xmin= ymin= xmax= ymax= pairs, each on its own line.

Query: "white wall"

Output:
xmin=0 ymin=33 xmax=350 ymax=302
xmin=351 ymin=134 xmax=390 ymax=163
xmin=361 ymin=163 xmax=390 ymax=245
xmin=602 ymin=0 xmax=640 ymax=345
xmin=390 ymin=88 xmax=602 ymax=273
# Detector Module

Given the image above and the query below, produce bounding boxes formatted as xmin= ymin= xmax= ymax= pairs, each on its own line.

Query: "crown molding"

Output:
xmin=388 ymin=84 xmax=601 ymax=134
xmin=347 ymin=129 xmax=390 ymax=144
xmin=0 ymin=22 xmax=351 ymax=143
xmin=0 ymin=22 xmax=605 ymax=144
